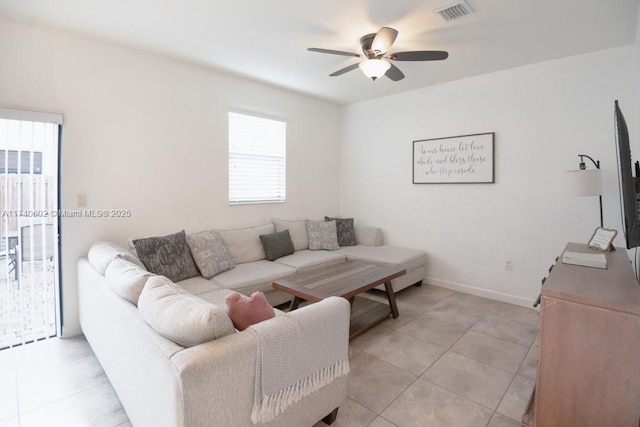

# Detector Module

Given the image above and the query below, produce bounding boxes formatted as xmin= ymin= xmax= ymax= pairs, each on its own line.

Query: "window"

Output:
xmin=228 ymin=111 xmax=286 ymax=204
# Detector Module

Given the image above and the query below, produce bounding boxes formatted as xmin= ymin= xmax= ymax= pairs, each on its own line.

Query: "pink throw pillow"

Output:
xmin=225 ymin=292 xmax=275 ymax=331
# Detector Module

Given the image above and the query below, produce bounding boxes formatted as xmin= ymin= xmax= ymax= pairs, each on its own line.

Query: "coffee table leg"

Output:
xmin=290 ymin=296 xmax=303 ymax=311
xmin=384 ymin=281 xmax=399 ymax=318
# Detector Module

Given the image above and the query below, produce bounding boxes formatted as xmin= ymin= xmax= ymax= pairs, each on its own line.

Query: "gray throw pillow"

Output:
xmin=325 ymin=216 xmax=356 ymax=246
xmin=259 ymin=230 xmax=295 ymax=261
xmin=272 ymin=218 xmax=309 ymax=251
xmin=132 ymin=230 xmax=200 ymax=282
xmin=306 ymin=220 xmax=340 ymax=251
xmin=186 ymin=231 xmax=235 ymax=279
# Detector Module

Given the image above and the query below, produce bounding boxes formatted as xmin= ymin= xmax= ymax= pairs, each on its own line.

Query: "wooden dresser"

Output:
xmin=524 ymin=243 xmax=640 ymax=426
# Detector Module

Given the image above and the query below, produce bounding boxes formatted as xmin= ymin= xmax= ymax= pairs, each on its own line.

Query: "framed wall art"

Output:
xmin=413 ymin=132 xmax=495 ymax=184
xmin=588 ymin=227 xmax=617 ymax=252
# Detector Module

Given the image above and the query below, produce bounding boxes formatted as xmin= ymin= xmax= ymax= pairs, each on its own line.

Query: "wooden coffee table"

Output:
xmin=272 ymin=259 xmax=406 ymax=339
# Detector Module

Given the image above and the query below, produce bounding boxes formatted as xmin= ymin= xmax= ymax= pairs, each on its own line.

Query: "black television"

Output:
xmin=614 ymin=100 xmax=640 ymax=249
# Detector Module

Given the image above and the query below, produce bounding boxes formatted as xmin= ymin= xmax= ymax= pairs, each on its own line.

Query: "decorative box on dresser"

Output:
xmin=524 ymin=242 xmax=640 ymax=426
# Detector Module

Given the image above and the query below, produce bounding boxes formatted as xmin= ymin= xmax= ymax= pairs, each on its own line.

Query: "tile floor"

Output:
xmin=0 ymin=284 xmax=538 ymax=427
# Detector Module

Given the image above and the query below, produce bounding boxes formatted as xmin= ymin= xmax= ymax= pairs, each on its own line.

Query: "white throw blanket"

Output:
xmin=248 ymin=297 xmax=350 ymax=424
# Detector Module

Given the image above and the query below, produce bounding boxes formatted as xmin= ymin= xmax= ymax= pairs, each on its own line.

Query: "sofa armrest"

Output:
xmin=170 ymin=297 xmax=350 ymax=426
xmin=354 ymin=225 xmax=383 ymax=246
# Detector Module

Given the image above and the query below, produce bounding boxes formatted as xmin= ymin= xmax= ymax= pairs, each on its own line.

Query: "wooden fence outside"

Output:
xmin=0 ymin=175 xmax=55 ymax=241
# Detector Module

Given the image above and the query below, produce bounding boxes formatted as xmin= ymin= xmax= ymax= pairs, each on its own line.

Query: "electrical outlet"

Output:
xmin=505 ymin=259 xmax=513 ymax=270
xmin=77 ymin=193 xmax=87 ymax=207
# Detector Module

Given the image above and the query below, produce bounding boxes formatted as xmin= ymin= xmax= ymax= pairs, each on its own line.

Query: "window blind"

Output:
xmin=0 ymin=115 xmax=60 ymax=349
xmin=228 ymin=111 xmax=286 ymax=204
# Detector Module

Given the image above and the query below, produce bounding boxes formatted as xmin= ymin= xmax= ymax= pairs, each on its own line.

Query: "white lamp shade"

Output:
xmin=565 ymin=169 xmax=603 ymax=196
xmin=359 ymin=59 xmax=391 ymax=80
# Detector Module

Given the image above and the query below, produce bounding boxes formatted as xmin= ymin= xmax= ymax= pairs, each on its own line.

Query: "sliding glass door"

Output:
xmin=0 ymin=109 xmax=61 ymax=349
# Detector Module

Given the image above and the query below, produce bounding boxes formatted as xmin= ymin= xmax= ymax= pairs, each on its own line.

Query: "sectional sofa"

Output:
xmin=206 ymin=219 xmax=428 ymax=306
xmin=77 ymin=219 xmax=427 ymax=426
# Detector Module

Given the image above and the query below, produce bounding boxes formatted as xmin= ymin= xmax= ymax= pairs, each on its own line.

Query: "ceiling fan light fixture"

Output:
xmin=359 ymin=59 xmax=391 ymax=81
xmin=309 ymin=27 xmax=448 ymax=83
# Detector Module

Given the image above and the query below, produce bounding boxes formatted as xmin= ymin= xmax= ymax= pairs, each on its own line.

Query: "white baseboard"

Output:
xmin=61 ymin=323 xmax=82 ymax=338
xmin=425 ymin=276 xmax=536 ymax=309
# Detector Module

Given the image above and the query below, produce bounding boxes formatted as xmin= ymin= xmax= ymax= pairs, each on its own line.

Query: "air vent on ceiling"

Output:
xmin=434 ymin=1 xmax=474 ymax=22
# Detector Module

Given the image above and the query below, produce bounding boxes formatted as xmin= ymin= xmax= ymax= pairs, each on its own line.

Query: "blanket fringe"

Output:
xmin=251 ymin=358 xmax=350 ymax=424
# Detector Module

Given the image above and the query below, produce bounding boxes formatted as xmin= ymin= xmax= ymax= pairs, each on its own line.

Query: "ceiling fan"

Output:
xmin=307 ymin=27 xmax=448 ymax=81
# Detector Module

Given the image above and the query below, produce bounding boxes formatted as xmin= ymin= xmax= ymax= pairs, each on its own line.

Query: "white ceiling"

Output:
xmin=1 ymin=0 xmax=639 ymax=105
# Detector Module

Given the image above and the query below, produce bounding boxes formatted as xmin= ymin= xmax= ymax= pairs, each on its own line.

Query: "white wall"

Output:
xmin=0 ymin=19 xmax=341 ymax=336
xmin=340 ymin=47 xmax=637 ymax=306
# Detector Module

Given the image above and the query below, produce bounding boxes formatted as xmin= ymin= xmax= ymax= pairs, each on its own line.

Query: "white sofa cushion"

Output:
xmin=275 ymin=250 xmax=346 ymax=272
xmin=196 ymin=287 xmax=239 ymax=307
xmin=196 ymin=287 xmax=287 ymax=315
xmin=104 ymin=258 xmax=154 ymax=305
xmin=211 ymin=260 xmax=296 ymax=296
xmin=354 ymin=225 xmax=383 ymax=247
xmin=87 ymin=241 xmax=142 ymax=274
xmin=138 ymin=276 xmax=235 ymax=347
xmin=176 ymin=276 xmax=223 ymax=296
xmin=272 ymin=218 xmax=309 ymax=251
xmin=186 ymin=231 xmax=235 ymax=278
xmin=337 ymin=245 xmax=427 ymax=272
xmin=215 ymin=223 xmax=274 ymax=264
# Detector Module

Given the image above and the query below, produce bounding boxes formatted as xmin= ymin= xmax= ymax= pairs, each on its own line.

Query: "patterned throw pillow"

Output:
xmin=259 ymin=230 xmax=295 ymax=261
xmin=186 ymin=231 xmax=235 ymax=279
xmin=132 ymin=230 xmax=200 ymax=282
xmin=324 ymin=216 xmax=356 ymax=246
xmin=305 ymin=220 xmax=340 ymax=251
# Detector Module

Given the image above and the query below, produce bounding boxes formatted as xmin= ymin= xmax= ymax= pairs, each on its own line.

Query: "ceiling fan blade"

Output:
xmin=385 ymin=63 xmax=405 ymax=81
xmin=371 ymin=27 xmax=398 ymax=54
xmin=390 ymin=51 xmax=449 ymax=61
xmin=308 ymin=48 xmax=361 ymax=58
xmin=329 ymin=63 xmax=360 ymax=77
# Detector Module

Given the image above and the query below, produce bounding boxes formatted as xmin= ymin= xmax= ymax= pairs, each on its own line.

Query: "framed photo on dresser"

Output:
xmin=588 ymin=227 xmax=617 ymax=251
